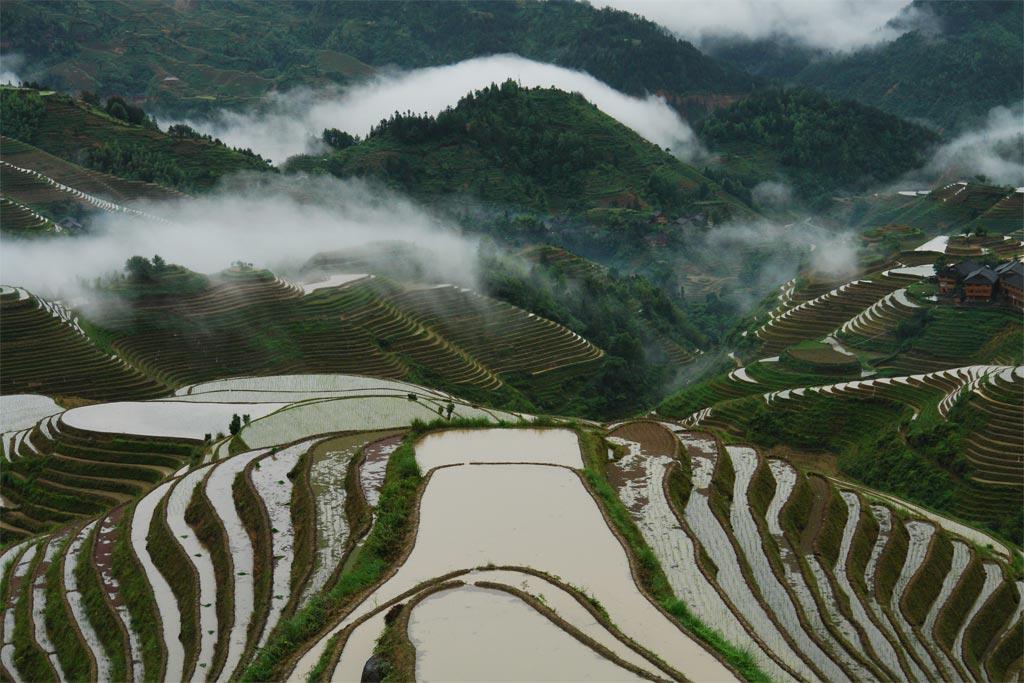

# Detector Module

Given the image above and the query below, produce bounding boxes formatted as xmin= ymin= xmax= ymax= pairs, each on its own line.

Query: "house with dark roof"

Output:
xmin=964 ymin=266 xmax=998 ymax=301
xmin=996 ymin=261 xmax=1024 ymax=309
xmin=938 ymin=260 xmax=983 ymax=294
xmin=937 ymin=267 xmax=958 ymax=294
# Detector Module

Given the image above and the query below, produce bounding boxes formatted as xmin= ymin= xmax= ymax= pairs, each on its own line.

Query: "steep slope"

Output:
xmin=0 ymin=0 xmax=758 ymax=115
xmin=0 ymin=287 xmax=167 ymax=402
xmin=0 ymin=265 xmax=610 ymax=414
xmin=0 ymin=88 xmax=270 ymax=191
xmin=659 ymin=256 xmax=1023 ymax=544
xmin=288 ymin=82 xmax=756 ymax=217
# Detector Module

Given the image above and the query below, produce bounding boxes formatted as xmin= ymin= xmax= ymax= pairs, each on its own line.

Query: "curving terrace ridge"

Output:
xmin=0 ymin=388 xmax=1020 ymax=682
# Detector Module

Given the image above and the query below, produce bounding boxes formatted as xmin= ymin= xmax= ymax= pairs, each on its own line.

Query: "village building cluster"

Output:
xmin=937 ymin=260 xmax=1024 ymax=308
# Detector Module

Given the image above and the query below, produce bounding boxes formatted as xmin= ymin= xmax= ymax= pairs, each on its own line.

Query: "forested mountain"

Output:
xmin=288 ymin=81 xmax=755 ymax=218
xmin=697 ymin=88 xmax=941 ymax=203
xmin=0 ymin=87 xmax=270 ymax=192
xmin=1 ymin=0 xmax=757 ymax=116
xmin=705 ymin=0 xmax=1023 ymax=132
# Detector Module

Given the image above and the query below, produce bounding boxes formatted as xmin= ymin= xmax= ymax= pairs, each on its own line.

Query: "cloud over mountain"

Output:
xmin=167 ymin=55 xmax=702 ymax=165
xmin=596 ymin=0 xmax=913 ymax=51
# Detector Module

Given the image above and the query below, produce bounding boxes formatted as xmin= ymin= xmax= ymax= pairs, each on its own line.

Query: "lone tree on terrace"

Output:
xmin=124 ymin=255 xmax=155 ymax=282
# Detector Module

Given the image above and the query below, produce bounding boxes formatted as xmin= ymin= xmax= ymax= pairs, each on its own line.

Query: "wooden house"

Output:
xmin=963 ymin=266 xmax=998 ymax=301
xmin=996 ymin=261 xmax=1024 ymax=309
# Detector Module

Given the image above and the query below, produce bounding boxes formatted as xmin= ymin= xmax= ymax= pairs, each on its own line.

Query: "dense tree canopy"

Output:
xmin=291 ymin=81 xmax=744 ymax=215
xmin=698 ymin=88 xmax=941 ymax=201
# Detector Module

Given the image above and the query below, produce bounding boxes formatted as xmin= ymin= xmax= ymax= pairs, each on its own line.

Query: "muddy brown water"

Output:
xmin=408 ymin=584 xmax=646 ymax=682
xmin=295 ymin=454 xmax=737 ymax=683
xmin=359 ymin=434 xmax=405 ymax=508
xmin=413 ymin=428 xmax=583 ymax=472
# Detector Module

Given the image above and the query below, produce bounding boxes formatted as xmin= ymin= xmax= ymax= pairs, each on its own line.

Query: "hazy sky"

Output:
xmin=596 ymin=0 xmax=912 ymax=51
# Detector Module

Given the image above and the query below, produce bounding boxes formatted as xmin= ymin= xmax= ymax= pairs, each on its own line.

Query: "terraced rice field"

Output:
xmin=341 ymin=471 xmax=728 ymax=679
xmin=0 ymin=198 xmax=58 ymax=235
xmin=0 ymin=138 xmax=605 ymax=410
xmin=0 ymin=395 xmax=61 ymax=433
xmin=605 ymin=422 xmax=1022 ymax=683
xmin=607 ymin=424 xmax=797 ymax=682
xmin=61 ymin=400 xmax=288 ymax=440
xmin=0 ymin=288 xmax=166 ymax=402
xmin=239 ymin=394 xmax=518 ymax=448
xmin=5 ymin=266 xmax=604 ymax=406
xmin=0 ymin=358 xmax=1020 ymax=683
xmin=973 ymin=189 xmax=1024 ymax=235
xmin=290 ymin=429 xmax=736 ymax=683
xmin=756 ymin=272 xmax=921 ymax=356
xmin=0 ymin=136 xmax=185 ymax=205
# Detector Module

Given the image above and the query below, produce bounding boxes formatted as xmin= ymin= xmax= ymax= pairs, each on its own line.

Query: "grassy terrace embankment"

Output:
xmin=75 ymin=521 xmax=130 ymax=683
xmin=902 ymin=531 xmax=955 ymax=627
xmin=83 ymin=267 xmax=603 ymax=412
xmin=0 ymin=417 xmax=198 ymax=544
xmin=184 ymin=480 xmax=234 ymax=681
xmin=0 ymin=289 xmax=167 ymax=402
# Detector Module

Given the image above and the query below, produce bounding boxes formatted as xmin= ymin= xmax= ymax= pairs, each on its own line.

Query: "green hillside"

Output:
xmin=1 ymin=5 xmax=1023 ymax=683
xmin=835 ymin=183 xmax=1023 ymax=236
xmin=0 ymin=246 xmax=706 ymax=420
xmin=659 ymin=256 xmax=1024 ymax=544
xmin=0 ymin=87 xmax=270 ymax=191
xmin=288 ymin=81 xmax=755 ymax=216
xmin=1 ymin=0 xmax=757 ymax=115
xmin=697 ymin=88 xmax=941 ymax=203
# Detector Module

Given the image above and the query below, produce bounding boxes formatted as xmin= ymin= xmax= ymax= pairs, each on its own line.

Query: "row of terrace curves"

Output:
xmin=2 ymin=392 xmax=1018 ymax=682
xmin=0 ymin=270 xmax=604 ymax=403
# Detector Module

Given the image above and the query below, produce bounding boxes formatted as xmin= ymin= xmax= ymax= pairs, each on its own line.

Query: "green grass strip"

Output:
xmin=985 ymin=618 xmax=1022 ymax=683
xmin=44 ymin=535 xmax=92 ymax=682
xmin=147 ymin=493 xmax=198 ymax=677
xmin=903 ymin=531 xmax=953 ymax=627
xmin=875 ymin=514 xmax=909 ymax=605
xmin=74 ymin=523 xmax=128 ymax=683
xmin=112 ymin=505 xmax=165 ymax=681
xmin=816 ymin=480 xmax=849 ymax=568
xmin=964 ymin=576 xmax=1016 ymax=675
xmin=185 ymin=481 xmax=233 ymax=681
xmin=13 ymin=543 xmax=54 ymax=683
